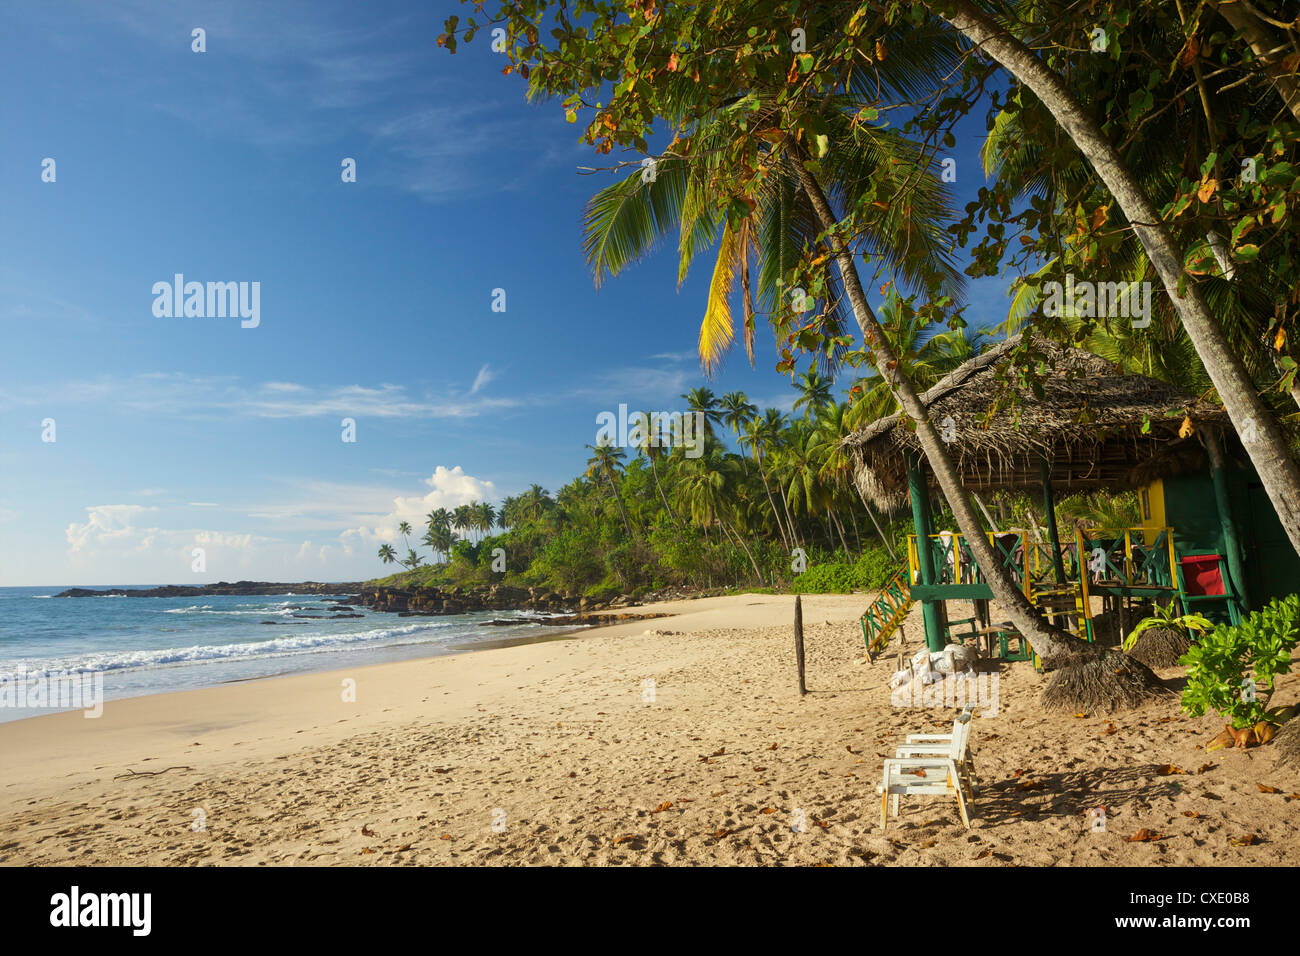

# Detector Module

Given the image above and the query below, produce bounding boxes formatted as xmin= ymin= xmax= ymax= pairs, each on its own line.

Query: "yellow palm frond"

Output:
xmin=698 ymin=221 xmax=739 ymax=374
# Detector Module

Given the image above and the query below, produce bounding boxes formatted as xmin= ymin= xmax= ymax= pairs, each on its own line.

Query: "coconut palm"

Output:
xmin=719 ymin=391 xmax=757 ymax=437
xmin=585 ymin=441 xmax=634 ymax=538
xmin=377 ymin=543 xmax=397 ymax=567
xmin=680 ymin=386 xmax=723 ymax=442
xmin=792 ymin=369 xmax=833 ymax=420
xmin=631 ymin=410 xmax=682 ymax=526
xmin=452 ymin=505 xmax=474 ymax=544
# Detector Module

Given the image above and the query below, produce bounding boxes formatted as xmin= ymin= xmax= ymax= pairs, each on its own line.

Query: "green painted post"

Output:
xmin=1040 ymin=456 xmax=1067 ymax=584
xmin=1206 ymin=429 xmax=1250 ymax=622
xmin=908 ymin=458 xmax=946 ymax=652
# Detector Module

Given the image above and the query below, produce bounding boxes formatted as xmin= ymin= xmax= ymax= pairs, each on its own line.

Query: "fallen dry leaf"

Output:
xmin=440 ymin=834 xmax=453 ymax=841
xmin=361 ymin=847 xmax=375 ymax=854
xmin=613 ymin=834 xmax=637 ymax=846
xmin=1197 ymin=763 xmax=1216 ymax=774
xmin=919 ymin=840 xmax=937 ymax=849
xmin=394 ymin=843 xmax=411 ymax=852
xmin=1017 ymin=779 xmax=1045 ymax=790
xmin=1073 ymin=713 xmax=1089 ymax=719
xmin=1103 ymin=722 xmax=1118 ymax=736
xmin=1230 ymin=833 xmax=1259 ymax=847
xmin=712 ymin=828 xmax=733 ymax=839
xmin=360 ymin=825 xmax=375 ymax=837
xmin=1125 ymin=829 xmax=1164 ymax=843
xmin=1257 ymin=784 xmax=1280 ymax=794
xmin=1156 ymin=765 xmax=1186 ymax=776
xmin=759 ymin=807 xmax=778 ymax=815
xmin=650 ymin=801 xmax=673 ymax=813
xmin=974 ymin=849 xmax=992 ymax=860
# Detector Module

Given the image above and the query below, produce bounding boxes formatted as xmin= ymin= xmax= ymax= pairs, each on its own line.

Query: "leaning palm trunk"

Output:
xmin=650 ymin=456 xmax=683 ymax=527
xmin=861 ymin=497 xmax=898 ymax=562
xmin=755 ymin=456 xmax=792 ymax=550
xmin=930 ymin=0 xmax=1300 ymax=562
xmin=603 ymin=468 xmax=635 ymax=538
xmin=720 ymin=519 xmax=764 ymax=581
xmin=786 ymin=139 xmax=1096 ymax=666
xmin=1205 ymin=0 xmax=1300 ymax=125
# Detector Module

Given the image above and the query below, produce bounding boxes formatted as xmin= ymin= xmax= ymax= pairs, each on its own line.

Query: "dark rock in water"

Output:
xmin=329 ymin=604 xmax=356 ymax=611
xmin=292 ymin=614 xmax=326 ymax=619
xmin=54 ymin=581 xmax=366 ymax=599
xmin=329 ymin=614 xmax=364 ymax=619
xmin=479 ymin=619 xmax=524 ymax=627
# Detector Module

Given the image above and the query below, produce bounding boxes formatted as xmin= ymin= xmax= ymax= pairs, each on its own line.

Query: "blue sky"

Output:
xmin=0 ymin=0 xmax=1012 ymax=586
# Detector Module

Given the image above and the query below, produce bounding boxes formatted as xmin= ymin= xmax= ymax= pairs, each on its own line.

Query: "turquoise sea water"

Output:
xmin=0 ymin=586 xmax=575 ymax=722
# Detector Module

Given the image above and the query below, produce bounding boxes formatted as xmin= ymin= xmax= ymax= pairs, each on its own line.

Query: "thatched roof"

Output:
xmin=845 ymin=333 xmax=1229 ymax=511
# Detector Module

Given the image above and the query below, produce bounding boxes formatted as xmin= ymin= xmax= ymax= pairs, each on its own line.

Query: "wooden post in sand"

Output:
xmin=794 ymin=595 xmax=807 ymax=696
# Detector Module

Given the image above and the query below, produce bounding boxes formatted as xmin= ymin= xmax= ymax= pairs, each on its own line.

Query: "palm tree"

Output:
xmin=738 ymin=407 xmax=793 ymax=550
xmin=631 ymin=410 xmax=682 ymax=526
xmin=585 ymin=441 xmax=634 ymax=538
xmin=477 ymin=502 xmax=496 ymax=538
xmin=377 ymin=543 xmax=397 ymax=567
xmin=680 ymin=386 xmax=723 ymax=442
xmin=792 ymin=369 xmax=833 ymax=420
xmin=674 ymin=449 xmax=764 ymax=579
xmin=397 ymin=520 xmax=412 ymax=555
xmin=498 ymin=496 xmax=517 ymax=532
xmin=934 ymin=0 xmax=1300 ymax=561
xmin=519 ymin=484 xmax=551 ymax=522
xmin=845 ymin=293 xmax=984 ymax=430
xmin=719 ymin=391 xmax=757 ymax=438
xmin=452 ymin=505 xmax=474 ymax=544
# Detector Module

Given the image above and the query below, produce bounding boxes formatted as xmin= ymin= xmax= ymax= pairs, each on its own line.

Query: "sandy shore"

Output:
xmin=1 ymin=592 xmax=1297 ymax=866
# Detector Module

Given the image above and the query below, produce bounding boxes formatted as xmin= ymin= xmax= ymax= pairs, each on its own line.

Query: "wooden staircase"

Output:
xmin=860 ymin=567 xmax=914 ymax=662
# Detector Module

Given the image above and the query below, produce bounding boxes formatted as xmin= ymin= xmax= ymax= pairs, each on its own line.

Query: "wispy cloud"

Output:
xmin=1 ymin=374 xmax=521 ymax=420
xmin=470 ymin=363 xmax=495 ymax=395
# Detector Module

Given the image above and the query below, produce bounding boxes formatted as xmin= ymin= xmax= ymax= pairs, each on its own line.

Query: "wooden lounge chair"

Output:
xmin=878 ymin=711 xmax=977 ymax=829
xmin=896 ymin=707 xmax=980 ymax=797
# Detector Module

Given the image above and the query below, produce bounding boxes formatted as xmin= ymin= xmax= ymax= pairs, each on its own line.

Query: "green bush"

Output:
xmin=791 ymin=562 xmax=859 ymax=593
xmin=1180 ymin=595 xmax=1300 ymax=729
xmin=790 ymin=545 xmax=900 ymax=594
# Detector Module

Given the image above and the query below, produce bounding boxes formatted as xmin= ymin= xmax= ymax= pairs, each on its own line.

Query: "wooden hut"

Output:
xmin=844 ymin=332 xmax=1298 ymax=654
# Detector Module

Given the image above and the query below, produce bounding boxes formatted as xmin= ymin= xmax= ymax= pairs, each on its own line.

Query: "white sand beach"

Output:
xmin=1 ymin=592 xmax=1297 ymax=866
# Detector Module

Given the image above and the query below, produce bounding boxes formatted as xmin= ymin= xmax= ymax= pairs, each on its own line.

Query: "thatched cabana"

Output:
xmin=844 ymin=332 xmax=1239 ymax=653
xmin=844 ymin=333 xmax=1229 ymax=513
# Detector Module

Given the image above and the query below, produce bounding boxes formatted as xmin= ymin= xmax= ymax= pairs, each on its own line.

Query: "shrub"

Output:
xmin=1180 ymin=595 xmax=1300 ymax=730
xmin=790 ymin=545 xmax=900 ymax=594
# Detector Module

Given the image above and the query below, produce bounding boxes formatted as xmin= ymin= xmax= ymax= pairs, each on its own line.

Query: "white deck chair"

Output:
xmin=878 ymin=712 xmax=976 ymax=829
xmin=896 ymin=707 xmax=979 ymax=797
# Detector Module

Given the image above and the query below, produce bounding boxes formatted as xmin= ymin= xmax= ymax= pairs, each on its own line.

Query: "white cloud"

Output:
xmin=66 ymin=505 xmax=155 ymax=552
xmin=345 ymin=466 xmax=498 ymax=545
xmin=0 ymin=375 xmax=521 ymax=420
xmin=470 ymin=363 xmax=495 ymax=395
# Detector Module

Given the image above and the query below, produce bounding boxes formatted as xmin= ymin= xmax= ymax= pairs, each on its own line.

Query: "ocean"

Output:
xmin=0 ymin=586 xmax=579 ymax=723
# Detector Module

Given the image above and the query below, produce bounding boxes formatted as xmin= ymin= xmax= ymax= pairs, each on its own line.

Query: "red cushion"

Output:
xmin=1181 ymin=555 xmax=1225 ymax=596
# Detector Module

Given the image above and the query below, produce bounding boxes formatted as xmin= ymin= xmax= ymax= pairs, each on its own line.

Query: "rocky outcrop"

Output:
xmin=351 ymin=583 xmax=659 ymax=618
xmin=355 ymin=583 xmax=578 ymax=616
xmin=55 ymin=581 xmax=365 ymax=598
